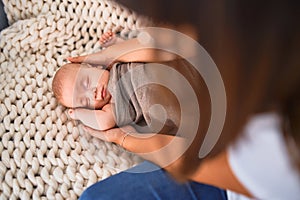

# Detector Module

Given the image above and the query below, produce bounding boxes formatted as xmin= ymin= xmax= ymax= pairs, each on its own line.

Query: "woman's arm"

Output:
xmin=68 ymin=105 xmax=115 ymax=130
xmin=82 ymin=125 xmax=201 ymax=181
xmin=190 ymin=151 xmax=253 ymax=198
xmin=68 ymin=30 xmax=179 ymax=67
xmin=82 ymin=124 xmax=253 ymax=197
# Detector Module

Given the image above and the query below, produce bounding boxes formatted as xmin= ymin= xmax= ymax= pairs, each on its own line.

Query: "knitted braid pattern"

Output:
xmin=0 ymin=0 xmax=151 ymax=199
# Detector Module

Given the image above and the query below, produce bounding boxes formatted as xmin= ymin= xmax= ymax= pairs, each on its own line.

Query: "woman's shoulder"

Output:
xmin=228 ymin=112 xmax=300 ymax=199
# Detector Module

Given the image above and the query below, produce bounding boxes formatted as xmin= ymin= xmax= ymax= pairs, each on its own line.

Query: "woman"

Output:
xmin=71 ymin=0 xmax=300 ymax=199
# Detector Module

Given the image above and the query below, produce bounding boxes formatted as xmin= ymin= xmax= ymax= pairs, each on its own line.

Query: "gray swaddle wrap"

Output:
xmin=107 ymin=62 xmax=182 ymax=134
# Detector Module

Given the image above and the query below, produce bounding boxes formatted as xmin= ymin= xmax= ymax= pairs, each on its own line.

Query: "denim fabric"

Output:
xmin=0 ymin=0 xmax=8 ymax=31
xmin=80 ymin=161 xmax=227 ymax=200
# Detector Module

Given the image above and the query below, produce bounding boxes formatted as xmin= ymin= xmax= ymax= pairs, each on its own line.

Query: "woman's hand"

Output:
xmin=81 ymin=125 xmax=136 ymax=145
xmin=81 ymin=123 xmax=200 ymax=181
xmin=67 ymin=50 xmax=112 ymax=66
xmin=67 ymin=33 xmax=178 ymax=69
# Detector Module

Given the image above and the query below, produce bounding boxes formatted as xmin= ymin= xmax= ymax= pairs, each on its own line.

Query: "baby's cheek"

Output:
xmin=94 ymin=100 xmax=107 ymax=110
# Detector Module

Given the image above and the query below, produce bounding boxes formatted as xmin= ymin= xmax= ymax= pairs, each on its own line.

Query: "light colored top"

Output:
xmin=228 ymin=113 xmax=300 ymax=200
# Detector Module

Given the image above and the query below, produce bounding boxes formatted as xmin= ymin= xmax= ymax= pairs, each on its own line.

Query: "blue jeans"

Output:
xmin=79 ymin=161 xmax=227 ymax=200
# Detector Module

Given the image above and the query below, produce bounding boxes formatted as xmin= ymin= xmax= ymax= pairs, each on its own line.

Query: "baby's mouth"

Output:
xmin=95 ymin=84 xmax=106 ymax=101
xmin=102 ymin=86 xmax=106 ymax=100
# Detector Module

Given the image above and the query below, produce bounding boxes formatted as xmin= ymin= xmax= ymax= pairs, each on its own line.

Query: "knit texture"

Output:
xmin=0 ymin=0 xmax=151 ymax=199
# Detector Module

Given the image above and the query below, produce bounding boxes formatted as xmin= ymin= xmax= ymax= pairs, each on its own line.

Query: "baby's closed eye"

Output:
xmin=80 ymin=98 xmax=90 ymax=108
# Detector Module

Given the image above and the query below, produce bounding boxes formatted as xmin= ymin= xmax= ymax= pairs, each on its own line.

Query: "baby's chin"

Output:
xmin=94 ymin=100 xmax=109 ymax=109
xmin=94 ymin=94 xmax=111 ymax=109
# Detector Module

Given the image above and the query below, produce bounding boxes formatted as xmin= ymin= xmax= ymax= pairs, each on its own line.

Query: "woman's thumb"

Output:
xmin=67 ymin=56 xmax=87 ymax=63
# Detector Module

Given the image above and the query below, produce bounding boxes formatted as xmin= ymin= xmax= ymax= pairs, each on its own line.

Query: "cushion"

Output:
xmin=0 ymin=0 xmax=151 ymax=199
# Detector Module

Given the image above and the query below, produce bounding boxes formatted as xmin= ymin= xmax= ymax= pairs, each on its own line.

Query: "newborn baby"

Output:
xmin=52 ymin=31 xmax=182 ymax=134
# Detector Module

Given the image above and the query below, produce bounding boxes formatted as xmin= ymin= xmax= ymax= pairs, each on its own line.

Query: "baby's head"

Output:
xmin=52 ymin=63 xmax=111 ymax=109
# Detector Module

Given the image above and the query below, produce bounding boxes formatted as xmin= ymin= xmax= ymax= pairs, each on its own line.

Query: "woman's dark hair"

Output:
xmin=118 ymin=0 xmax=300 ymax=170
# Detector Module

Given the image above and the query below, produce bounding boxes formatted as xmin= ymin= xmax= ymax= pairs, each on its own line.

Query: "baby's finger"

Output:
xmin=68 ymin=109 xmax=76 ymax=119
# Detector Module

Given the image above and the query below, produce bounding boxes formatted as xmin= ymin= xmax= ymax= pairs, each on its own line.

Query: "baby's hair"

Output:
xmin=52 ymin=63 xmax=81 ymax=105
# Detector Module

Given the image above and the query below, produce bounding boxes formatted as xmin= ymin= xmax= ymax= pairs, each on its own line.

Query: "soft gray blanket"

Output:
xmin=108 ymin=61 xmax=182 ymax=134
xmin=107 ymin=59 xmax=204 ymax=136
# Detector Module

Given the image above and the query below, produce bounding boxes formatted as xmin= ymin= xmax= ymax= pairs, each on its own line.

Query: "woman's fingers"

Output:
xmin=81 ymin=125 xmax=109 ymax=141
xmin=82 ymin=125 xmax=130 ymax=145
xmin=67 ymin=56 xmax=88 ymax=63
xmin=67 ymin=51 xmax=107 ymax=65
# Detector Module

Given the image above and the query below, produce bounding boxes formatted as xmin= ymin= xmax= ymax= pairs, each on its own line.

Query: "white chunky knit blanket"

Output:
xmin=0 ymin=1 xmax=151 ymax=199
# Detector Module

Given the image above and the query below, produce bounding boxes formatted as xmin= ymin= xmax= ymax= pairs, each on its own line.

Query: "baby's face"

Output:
xmin=61 ymin=64 xmax=111 ymax=109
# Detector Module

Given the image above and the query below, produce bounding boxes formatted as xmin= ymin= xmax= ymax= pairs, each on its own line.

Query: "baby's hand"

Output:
xmin=67 ymin=108 xmax=90 ymax=121
xmin=67 ymin=108 xmax=96 ymax=128
xmin=67 ymin=108 xmax=109 ymax=131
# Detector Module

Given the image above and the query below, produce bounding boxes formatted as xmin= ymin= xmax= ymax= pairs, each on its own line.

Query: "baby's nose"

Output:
xmin=95 ymin=87 xmax=103 ymax=100
xmin=92 ymin=87 xmax=97 ymax=99
xmin=85 ymin=88 xmax=97 ymax=100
